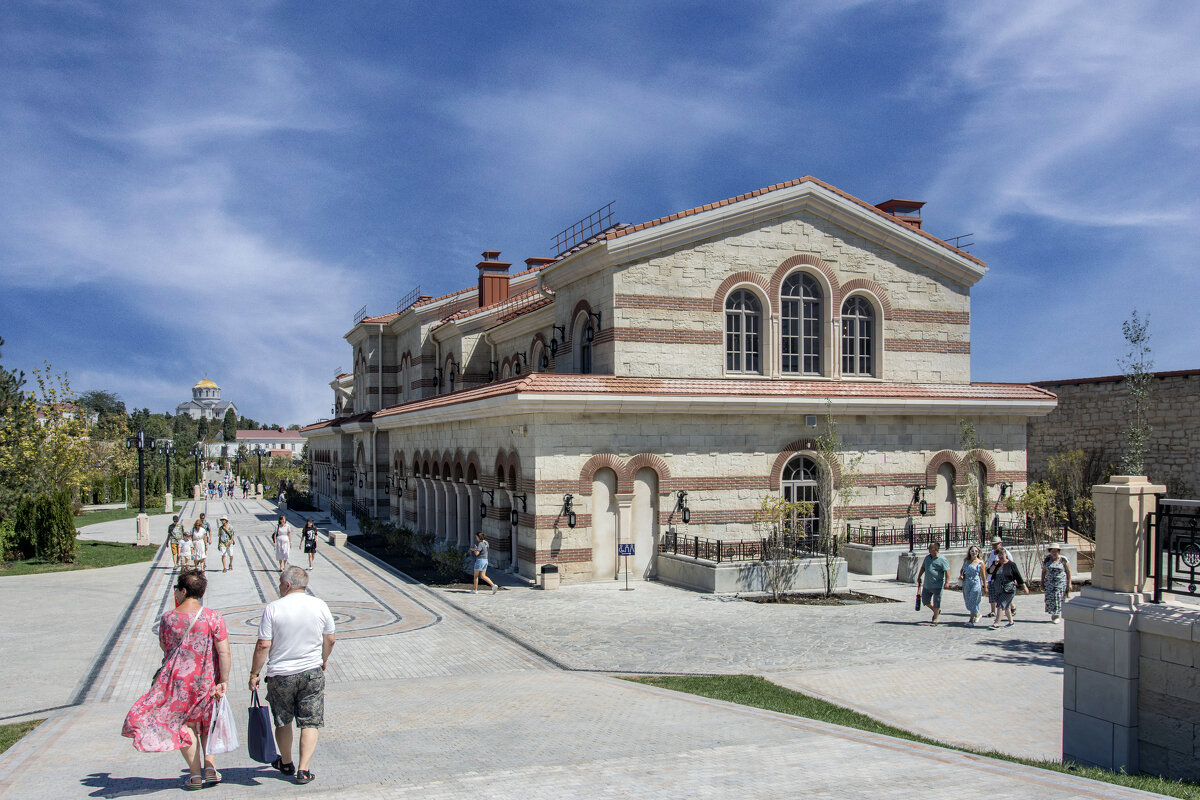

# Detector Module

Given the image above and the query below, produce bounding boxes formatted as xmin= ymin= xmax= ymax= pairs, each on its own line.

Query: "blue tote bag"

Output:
xmin=247 ymin=689 xmax=278 ymax=764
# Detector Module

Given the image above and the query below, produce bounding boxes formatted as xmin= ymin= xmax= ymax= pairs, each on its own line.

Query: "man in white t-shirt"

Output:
xmin=248 ymin=566 xmax=336 ymax=786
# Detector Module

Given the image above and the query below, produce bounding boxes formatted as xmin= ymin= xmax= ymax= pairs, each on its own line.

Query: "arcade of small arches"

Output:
xmin=306 ymin=440 xmax=1005 ymax=578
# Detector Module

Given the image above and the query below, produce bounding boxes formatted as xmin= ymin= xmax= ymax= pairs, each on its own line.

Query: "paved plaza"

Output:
xmin=0 ymin=501 xmax=1169 ymax=798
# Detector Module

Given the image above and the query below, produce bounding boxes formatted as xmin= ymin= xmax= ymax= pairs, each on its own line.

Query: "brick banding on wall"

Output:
xmin=609 ymin=328 xmax=722 ymax=346
xmin=891 ymin=309 xmax=970 ymax=325
xmin=838 ymin=503 xmax=934 ymax=519
xmin=614 ymin=294 xmax=712 ymax=312
xmin=886 ymin=339 xmax=971 ymax=354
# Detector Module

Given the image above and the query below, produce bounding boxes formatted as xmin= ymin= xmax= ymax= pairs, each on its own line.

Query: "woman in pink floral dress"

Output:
xmin=122 ymin=568 xmax=231 ymax=790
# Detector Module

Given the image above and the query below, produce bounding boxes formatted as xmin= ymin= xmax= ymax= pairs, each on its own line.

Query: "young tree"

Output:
xmin=0 ymin=338 xmax=33 ymax=519
xmin=1118 ymin=310 xmax=1153 ymax=476
xmin=959 ymin=420 xmax=991 ymax=536
xmin=752 ymin=495 xmax=811 ymax=602
xmin=814 ymin=404 xmax=861 ymax=595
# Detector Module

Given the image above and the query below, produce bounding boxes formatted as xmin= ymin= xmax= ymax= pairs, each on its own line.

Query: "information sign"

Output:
xmin=617 ymin=543 xmax=635 ymax=556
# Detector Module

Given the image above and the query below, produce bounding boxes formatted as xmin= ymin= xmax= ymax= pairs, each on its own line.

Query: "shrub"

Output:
xmin=0 ymin=518 xmax=16 ymax=561
xmin=430 ymin=545 xmax=469 ymax=579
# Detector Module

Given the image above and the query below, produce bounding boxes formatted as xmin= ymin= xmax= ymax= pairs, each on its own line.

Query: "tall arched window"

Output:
xmin=574 ymin=313 xmax=593 ymax=374
xmin=841 ymin=295 xmax=874 ymax=376
xmin=725 ymin=289 xmax=762 ymax=374
xmin=781 ymin=273 xmax=822 ymax=375
xmin=781 ymin=455 xmax=821 ymax=536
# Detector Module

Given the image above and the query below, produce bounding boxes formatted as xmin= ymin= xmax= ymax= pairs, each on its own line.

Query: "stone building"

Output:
xmin=175 ymin=378 xmax=238 ymax=421
xmin=1027 ymin=369 xmax=1199 ymax=496
xmin=301 ymin=177 xmax=1056 ymax=584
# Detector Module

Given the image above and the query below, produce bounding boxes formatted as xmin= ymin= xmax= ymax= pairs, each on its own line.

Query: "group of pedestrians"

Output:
xmin=125 ymin=500 xmax=335 ymax=788
xmin=123 ymin=565 xmax=336 ymax=789
xmin=167 ymin=513 xmax=238 ymax=573
xmin=917 ymin=535 xmax=1073 ymax=628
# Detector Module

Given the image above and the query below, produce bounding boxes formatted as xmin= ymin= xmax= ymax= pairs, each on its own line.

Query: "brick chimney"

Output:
xmin=874 ymin=199 xmax=925 ymax=230
xmin=524 ymin=257 xmax=556 ymax=270
xmin=477 ymin=250 xmax=512 ymax=308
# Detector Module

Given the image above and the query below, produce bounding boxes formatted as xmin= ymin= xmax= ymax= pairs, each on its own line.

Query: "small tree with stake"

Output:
xmin=814 ymin=404 xmax=861 ymax=596
xmin=1118 ymin=309 xmax=1153 ymax=476
xmin=752 ymin=495 xmax=811 ymax=602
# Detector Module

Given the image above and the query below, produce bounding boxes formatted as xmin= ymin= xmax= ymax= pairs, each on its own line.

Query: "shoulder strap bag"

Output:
xmin=152 ymin=607 xmax=202 ymax=686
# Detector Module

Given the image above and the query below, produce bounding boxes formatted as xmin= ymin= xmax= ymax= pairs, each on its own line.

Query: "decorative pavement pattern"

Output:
xmin=0 ymin=499 xmax=1171 ymax=798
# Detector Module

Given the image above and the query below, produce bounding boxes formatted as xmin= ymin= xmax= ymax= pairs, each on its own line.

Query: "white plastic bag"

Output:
xmin=206 ymin=695 xmax=239 ymax=755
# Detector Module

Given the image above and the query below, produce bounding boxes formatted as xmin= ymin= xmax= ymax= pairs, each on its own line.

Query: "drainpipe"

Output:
xmin=482 ymin=329 xmax=496 ymax=380
xmin=536 ymin=270 xmax=556 ymax=300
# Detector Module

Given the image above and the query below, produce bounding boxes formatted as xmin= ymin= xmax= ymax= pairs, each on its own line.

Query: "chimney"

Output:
xmin=874 ymin=199 xmax=925 ymax=230
xmin=524 ymin=256 xmax=556 ymax=270
xmin=477 ymin=250 xmax=512 ymax=308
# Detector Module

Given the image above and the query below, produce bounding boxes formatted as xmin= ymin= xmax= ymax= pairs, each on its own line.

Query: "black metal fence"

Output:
xmin=845 ymin=521 xmax=1062 ymax=552
xmin=1149 ymin=498 xmax=1200 ymax=603
xmin=659 ymin=527 xmax=829 ymax=564
xmin=330 ymin=499 xmax=346 ymax=527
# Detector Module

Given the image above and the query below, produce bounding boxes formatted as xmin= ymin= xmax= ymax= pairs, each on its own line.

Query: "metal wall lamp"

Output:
xmin=487 ymin=360 xmax=500 ymax=382
xmin=550 ymin=326 xmax=566 ymax=356
xmin=480 ymin=488 xmax=495 ymax=519
xmin=911 ymin=487 xmax=928 ymax=516
xmin=562 ymin=493 xmax=577 ymax=528
xmin=583 ymin=311 xmax=602 ymax=343
xmin=671 ymin=490 xmax=690 ymax=524
xmin=540 ymin=351 xmax=551 ymax=370
xmin=999 ymin=482 xmax=1012 ymax=499
xmin=510 ymin=492 xmax=527 ymax=526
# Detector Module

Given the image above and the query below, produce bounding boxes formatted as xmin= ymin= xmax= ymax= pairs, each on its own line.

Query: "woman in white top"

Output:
xmin=272 ymin=514 xmax=291 ymax=571
xmin=190 ymin=520 xmax=207 ymax=572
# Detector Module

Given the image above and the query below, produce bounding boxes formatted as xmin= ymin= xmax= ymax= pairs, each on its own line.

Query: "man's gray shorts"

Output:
xmin=266 ymin=667 xmax=325 ymax=728
xmin=921 ymin=586 xmax=943 ymax=609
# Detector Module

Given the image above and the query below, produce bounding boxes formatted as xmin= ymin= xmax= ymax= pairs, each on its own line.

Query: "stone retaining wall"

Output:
xmin=656 ymin=552 xmax=848 ymax=594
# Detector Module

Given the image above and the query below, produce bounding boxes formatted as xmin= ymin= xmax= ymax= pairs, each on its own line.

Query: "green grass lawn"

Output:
xmin=0 ymin=719 xmax=43 ymax=755
xmin=1 ymin=539 xmax=159 ymax=577
xmin=630 ymin=675 xmax=1199 ymax=799
xmin=74 ymin=504 xmax=182 ymax=527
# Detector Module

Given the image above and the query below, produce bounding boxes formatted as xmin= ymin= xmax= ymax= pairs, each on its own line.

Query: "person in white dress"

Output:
xmin=190 ymin=520 xmax=208 ymax=572
xmin=273 ymin=514 xmax=292 ymax=571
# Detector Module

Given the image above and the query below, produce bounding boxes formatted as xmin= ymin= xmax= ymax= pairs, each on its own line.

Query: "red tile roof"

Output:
xmin=235 ymin=429 xmax=304 ymax=441
xmin=298 ymin=410 xmax=375 ymax=433
xmin=372 ymin=374 xmax=1055 ymax=419
xmin=606 ymin=176 xmax=985 ymax=267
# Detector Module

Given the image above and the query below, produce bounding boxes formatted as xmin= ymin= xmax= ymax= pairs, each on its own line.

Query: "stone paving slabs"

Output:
xmin=0 ymin=507 xmax=1166 ymax=799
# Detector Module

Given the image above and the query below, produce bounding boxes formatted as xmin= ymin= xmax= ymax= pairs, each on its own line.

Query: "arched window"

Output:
xmin=781 ymin=273 xmax=822 ymax=375
xmin=780 ymin=455 xmax=821 ymax=536
xmin=841 ymin=295 xmax=874 ymax=376
xmin=725 ymin=289 xmax=762 ymax=374
xmin=574 ymin=313 xmax=593 ymax=374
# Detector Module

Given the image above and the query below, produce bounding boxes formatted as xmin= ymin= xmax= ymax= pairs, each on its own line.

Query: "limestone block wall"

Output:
xmin=611 ymin=210 xmax=972 ymax=384
xmin=1134 ymin=606 xmax=1200 ymax=780
xmin=1027 ymin=372 xmax=1200 ymax=495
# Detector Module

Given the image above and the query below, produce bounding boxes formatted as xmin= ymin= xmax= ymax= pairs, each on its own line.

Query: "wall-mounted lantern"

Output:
xmin=480 ymin=488 xmax=495 ymax=519
xmin=671 ymin=490 xmax=690 ymax=524
xmin=510 ymin=492 xmax=527 ymax=526
xmin=562 ymin=493 xmax=576 ymax=528
xmin=912 ymin=487 xmax=927 ymax=516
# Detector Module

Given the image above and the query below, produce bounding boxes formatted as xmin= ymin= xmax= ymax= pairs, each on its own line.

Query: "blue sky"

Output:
xmin=2 ymin=1 xmax=1198 ymax=425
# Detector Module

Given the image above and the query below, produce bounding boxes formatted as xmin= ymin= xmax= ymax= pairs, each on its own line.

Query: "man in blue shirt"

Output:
xmin=916 ymin=541 xmax=951 ymax=626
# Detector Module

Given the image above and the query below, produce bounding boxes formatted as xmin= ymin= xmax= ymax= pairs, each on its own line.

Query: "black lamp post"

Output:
xmin=125 ymin=430 xmax=156 ymax=514
xmin=158 ymin=440 xmax=175 ymax=496
xmin=255 ymin=445 xmax=266 ymax=486
xmin=191 ymin=443 xmax=203 ymax=487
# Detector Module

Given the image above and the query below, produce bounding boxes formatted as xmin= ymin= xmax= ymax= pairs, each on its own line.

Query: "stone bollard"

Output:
xmin=540 ymin=563 xmax=560 ymax=590
xmin=164 ymin=492 xmax=173 ymax=514
xmin=193 ymin=484 xmax=201 ymax=501
xmin=135 ymin=513 xmax=150 ymax=547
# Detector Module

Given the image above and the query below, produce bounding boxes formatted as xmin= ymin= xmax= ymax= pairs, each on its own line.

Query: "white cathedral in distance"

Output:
xmin=175 ymin=377 xmax=238 ymax=421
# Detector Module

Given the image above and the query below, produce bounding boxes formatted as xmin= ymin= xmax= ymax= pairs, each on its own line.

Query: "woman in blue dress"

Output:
xmin=959 ymin=545 xmax=986 ymax=626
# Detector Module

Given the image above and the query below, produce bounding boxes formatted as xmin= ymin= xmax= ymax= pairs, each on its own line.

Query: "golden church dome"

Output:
xmin=193 ymin=378 xmax=219 ymax=389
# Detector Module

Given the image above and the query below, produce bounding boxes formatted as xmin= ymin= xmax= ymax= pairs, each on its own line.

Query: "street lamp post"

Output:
xmin=158 ymin=440 xmax=176 ymax=513
xmin=191 ymin=443 xmax=204 ymax=500
xmin=255 ymin=445 xmax=266 ymax=497
xmin=125 ymin=430 xmax=156 ymax=546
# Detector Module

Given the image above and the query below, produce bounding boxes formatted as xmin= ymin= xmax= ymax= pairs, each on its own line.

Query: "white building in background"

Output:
xmin=203 ymin=429 xmax=304 ymax=459
xmin=175 ymin=378 xmax=238 ymax=421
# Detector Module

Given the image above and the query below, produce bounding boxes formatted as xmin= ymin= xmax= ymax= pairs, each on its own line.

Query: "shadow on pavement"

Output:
xmin=82 ymin=766 xmax=272 ymax=797
xmin=965 ymin=637 xmax=1064 ymax=668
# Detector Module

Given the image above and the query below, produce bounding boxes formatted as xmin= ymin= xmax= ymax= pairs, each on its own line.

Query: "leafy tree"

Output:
xmin=0 ymin=366 xmax=93 ymax=515
xmin=814 ymin=404 xmax=861 ymax=595
xmin=222 ymin=408 xmax=237 ymax=442
xmin=196 ymin=416 xmax=210 ymax=442
xmin=959 ymin=420 xmax=991 ymax=535
xmin=75 ymin=389 xmax=126 ymax=438
xmin=752 ymin=495 xmax=810 ymax=601
xmin=1118 ymin=310 xmax=1153 ymax=475
xmin=0 ymin=336 xmax=26 ymax=417
xmin=0 ymin=338 xmax=33 ymax=519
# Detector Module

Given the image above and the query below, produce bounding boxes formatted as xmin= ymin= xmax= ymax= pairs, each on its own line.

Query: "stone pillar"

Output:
xmin=1062 ymin=475 xmax=1164 ymax=773
xmin=163 ymin=492 xmax=173 ymax=514
xmin=456 ymin=484 xmax=470 ymax=548
xmin=135 ymin=513 xmax=150 ymax=546
xmin=193 ymin=484 xmax=201 ymax=501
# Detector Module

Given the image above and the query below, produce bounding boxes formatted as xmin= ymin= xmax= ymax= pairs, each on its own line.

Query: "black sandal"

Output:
xmin=271 ymin=757 xmax=295 ymax=776
xmin=295 ymin=769 xmax=315 ymax=785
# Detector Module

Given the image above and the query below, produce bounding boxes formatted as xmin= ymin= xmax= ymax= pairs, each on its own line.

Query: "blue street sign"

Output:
xmin=618 ymin=543 xmax=635 ymax=556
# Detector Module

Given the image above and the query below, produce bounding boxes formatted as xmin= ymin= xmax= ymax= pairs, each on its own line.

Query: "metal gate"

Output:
xmin=1149 ymin=497 xmax=1200 ymax=603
